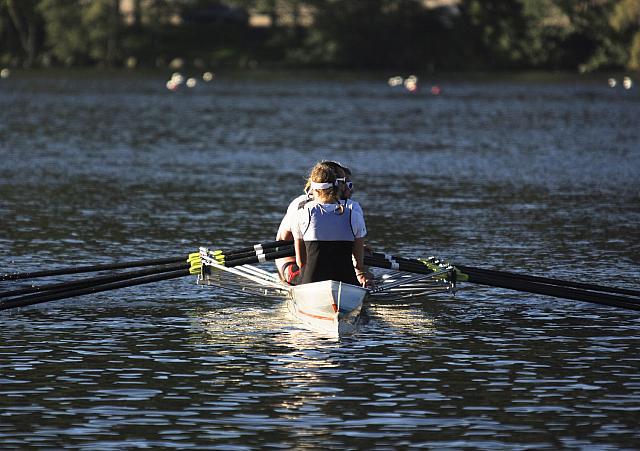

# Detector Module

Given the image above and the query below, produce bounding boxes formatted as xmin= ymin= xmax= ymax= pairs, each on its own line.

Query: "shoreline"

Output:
xmin=2 ymin=66 xmax=636 ymax=84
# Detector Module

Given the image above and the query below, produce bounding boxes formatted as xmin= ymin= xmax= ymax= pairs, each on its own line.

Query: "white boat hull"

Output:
xmin=197 ymin=247 xmax=454 ymax=336
xmin=287 ymin=280 xmax=367 ymax=337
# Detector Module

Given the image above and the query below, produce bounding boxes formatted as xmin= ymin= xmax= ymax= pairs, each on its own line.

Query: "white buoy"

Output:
xmin=404 ymin=77 xmax=418 ymax=92
xmin=169 ymin=58 xmax=184 ymax=70
xmin=171 ymin=72 xmax=184 ymax=85
xmin=126 ymin=57 xmax=137 ymax=69
xmin=0 ymin=68 xmax=10 ymax=79
xmin=186 ymin=77 xmax=197 ymax=88
xmin=388 ymin=76 xmax=403 ymax=87
xmin=607 ymin=78 xmax=616 ymax=88
xmin=203 ymin=72 xmax=214 ymax=82
xmin=623 ymin=76 xmax=633 ymax=90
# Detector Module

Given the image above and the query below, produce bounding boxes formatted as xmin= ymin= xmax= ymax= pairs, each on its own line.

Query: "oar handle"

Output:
xmin=210 ymin=240 xmax=293 ymax=259
xmin=225 ymin=248 xmax=296 ymax=267
xmin=215 ymin=244 xmax=294 ymax=262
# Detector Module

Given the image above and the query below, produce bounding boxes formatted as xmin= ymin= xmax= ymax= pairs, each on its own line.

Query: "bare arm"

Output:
xmin=352 ymin=238 xmax=365 ymax=272
xmin=295 ymin=239 xmax=306 ymax=269
xmin=352 ymin=238 xmax=371 ymax=287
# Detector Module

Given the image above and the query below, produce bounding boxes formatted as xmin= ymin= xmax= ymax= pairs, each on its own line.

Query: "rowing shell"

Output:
xmin=196 ymin=247 xmax=454 ymax=337
xmin=196 ymin=256 xmax=368 ymax=336
xmin=288 ymin=280 xmax=367 ymax=336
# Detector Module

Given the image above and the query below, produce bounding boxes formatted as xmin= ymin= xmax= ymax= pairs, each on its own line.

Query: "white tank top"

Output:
xmin=292 ymin=201 xmax=367 ymax=242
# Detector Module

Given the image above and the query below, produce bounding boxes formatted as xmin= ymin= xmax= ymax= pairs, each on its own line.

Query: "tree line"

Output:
xmin=1 ymin=0 xmax=639 ymax=72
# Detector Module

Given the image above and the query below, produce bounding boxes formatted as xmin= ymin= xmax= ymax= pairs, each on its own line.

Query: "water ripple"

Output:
xmin=1 ymin=76 xmax=639 ymax=449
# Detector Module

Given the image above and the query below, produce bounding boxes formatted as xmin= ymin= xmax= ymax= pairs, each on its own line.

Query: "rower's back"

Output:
xmin=291 ymin=161 xmax=368 ymax=286
xmin=297 ymin=200 xmax=365 ymax=285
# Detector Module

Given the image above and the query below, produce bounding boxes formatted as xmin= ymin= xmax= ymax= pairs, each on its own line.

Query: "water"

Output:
xmin=1 ymin=72 xmax=639 ymax=449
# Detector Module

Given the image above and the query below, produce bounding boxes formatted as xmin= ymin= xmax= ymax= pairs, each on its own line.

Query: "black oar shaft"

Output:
xmin=456 ymin=265 xmax=640 ymax=298
xmin=366 ymin=252 xmax=640 ymax=311
xmin=0 ymin=263 xmax=188 ymax=299
xmin=364 ymin=257 xmax=432 ymax=275
xmin=1 ymin=256 xmax=187 ymax=281
xmin=219 ymin=244 xmax=294 ymax=261
xmin=0 ymin=269 xmax=190 ymax=311
xmin=217 ymin=240 xmax=292 ymax=259
xmin=462 ymin=269 xmax=640 ymax=311
xmin=370 ymin=251 xmax=640 ymax=298
xmin=224 ymin=248 xmax=296 ymax=267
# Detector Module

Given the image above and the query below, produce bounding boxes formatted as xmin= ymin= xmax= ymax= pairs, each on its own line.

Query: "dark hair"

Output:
xmin=321 ymin=160 xmax=347 ymax=177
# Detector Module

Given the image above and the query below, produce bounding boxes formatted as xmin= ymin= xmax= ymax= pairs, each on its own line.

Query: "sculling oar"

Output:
xmin=0 ymin=239 xmax=290 ymax=311
xmin=207 ymin=240 xmax=292 ymax=260
xmin=0 ymin=254 xmax=203 ymax=311
xmin=455 ymin=265 xmax=640 ymax=298
xmin=0 ymin=268 xmax=192 ymax=311
xmin=0 ymin=262 xmax=190 ymax=299
xmin=213 ymin=243 xmax=294 ymax=263
xmin=0 ymin=255 xmax=191 ymax=281
xmin=456 ymin=266 xmax=640 ymax=311
xmin=224 ymin=248 xmax=295 ymax=267
xmin=203 ymin=246 xmax=295 ymax=267
xmin=0 ymin=241 xmax=293 ymax=310
xmin=369 ymin=251 xmax=640 ymax=297
xmin=366 ymin=252 xmax=640 ymax=311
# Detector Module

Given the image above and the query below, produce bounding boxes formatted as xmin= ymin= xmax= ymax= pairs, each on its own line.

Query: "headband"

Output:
xmin=310 ymin=181 xmax=335 ymax=190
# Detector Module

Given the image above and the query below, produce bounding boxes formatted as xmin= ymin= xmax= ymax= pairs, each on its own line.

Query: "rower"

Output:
xmin=275 ymin=160 xmax=360 ymax=285
xmin=291 ymin=162 xmax=371 ymax=287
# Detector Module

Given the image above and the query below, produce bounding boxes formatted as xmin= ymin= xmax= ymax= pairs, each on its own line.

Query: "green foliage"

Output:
xmin=458 ymin=0 xmax=531 ymax=69
xmin=610 ymin=0 xmax=640 ymax=30
xmin=630 ymin=31 xmax=640 ymax=69
xmin=1 ymin=0 xmax=42 ymax=66
xmin=0 ymin=0 xmax=638 ymax=71
xmin=610 ymin=0 xmax=640 ymax=70
xmin=38 ymin=0 xmax=91 ymax=65
xmin=37 ymin=0 xmax=120 ymax=66
xmin=301 ymin=0 xmax=456 ymax=70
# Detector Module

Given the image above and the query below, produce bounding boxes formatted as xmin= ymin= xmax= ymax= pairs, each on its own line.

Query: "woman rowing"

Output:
xmin=275 ymin=161 xmax=361 ymax=284
xmin=291 ymin=162 xmax=371 ymax=287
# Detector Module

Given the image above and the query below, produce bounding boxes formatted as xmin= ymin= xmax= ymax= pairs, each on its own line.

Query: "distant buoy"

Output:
xmin=0 ymin=68 xmax=10 ymax=79
xmin=169 ymin=58 xmax=184 ymax=70
xmin=186 ymin=78 xmax=197 ymax=88
xmin=623 ymin=76 xmax=633 ymax=90
xmin=431 ymin=85 xmax=441 ymax=95
xmin=203 ymin=72 xmax=214 ymax=82
xmin=607 ymin=78 xmax=616 ymax=88
xmin=126 ymin=57 xmax=137 ymax=69
xmin=404 ymin=78 xmax=418 ymax=92
xmin=388 ymin=76 xmax=403 ymax=87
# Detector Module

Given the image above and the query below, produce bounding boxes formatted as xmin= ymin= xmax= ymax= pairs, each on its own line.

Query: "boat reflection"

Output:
xmin=189 ymin=292 xmax=439 ymax=347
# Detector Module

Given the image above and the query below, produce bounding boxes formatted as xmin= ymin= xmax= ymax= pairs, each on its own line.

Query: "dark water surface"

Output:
xmin=1 ymin=72 xmax=639 ymax=449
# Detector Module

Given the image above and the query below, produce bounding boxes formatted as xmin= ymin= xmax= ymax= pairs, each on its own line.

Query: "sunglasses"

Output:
xmin=336 ymin=178 xmax=354 ymax=190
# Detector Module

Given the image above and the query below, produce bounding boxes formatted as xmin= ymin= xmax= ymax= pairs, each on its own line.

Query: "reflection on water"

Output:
xmin=1 ymin=74 xmax=639 ymax=448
